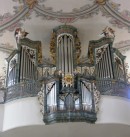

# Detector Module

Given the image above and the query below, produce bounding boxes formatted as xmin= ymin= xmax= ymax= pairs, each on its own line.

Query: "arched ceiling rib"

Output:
xmin=1 ymin=0 xmax=130 ymax=33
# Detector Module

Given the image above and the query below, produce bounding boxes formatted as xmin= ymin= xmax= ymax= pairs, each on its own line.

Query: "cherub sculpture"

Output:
xmin=14 ymin=28 xmax=29 ymax=43
xmin=101 ymin=26 xmax=115 ymax=38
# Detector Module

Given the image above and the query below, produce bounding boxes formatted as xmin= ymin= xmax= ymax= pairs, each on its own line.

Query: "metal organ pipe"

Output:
xmin=105 ymin=47 xmax=110 ymax=78
xmin=103 ymin=50 xmax=106 ymax=78
xmin=23 ymin=48 xmax=26 ymax=81
xmin=64 ymin=35 xmax=67 ymax=74
xmin=19 ymin=46 xmax=37 ymax=82
xmin=61 ymin=37 xmax=64 ymax=74
xmin=96 ymin=45 xmax=114 ymax=79
xmin=27 ymin=51 xmax=29 ymax=80
xmin=20 ymin=47 xmax=23 ymax=81
xmin=70 ymin=37 xmax=73 ymax=74
xmin=57 ymin=34 xmax=74 ymax=75
xmin=67 ymin=37 xmax=69 ymax=73
xmin=46 ymin=82 xmax=57 ymax=112
xmin=29 ymin=57 xmax=30 ymax=79
xmin=115 ymin=59 xmax=124 ymax=81
xmin=8 ymin=61 xmax=17 ymax=86
xmin=81 ymin=81 xmax=92 ymax=111
xmin=107 ymin=46 xmax=113 ymax=78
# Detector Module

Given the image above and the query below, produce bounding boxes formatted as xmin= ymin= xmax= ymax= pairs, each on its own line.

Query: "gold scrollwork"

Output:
xmin=37 ymin=45 xmax=42 ymax=64
xmin=75 ymin=35 xmax=81 ymax=63
xmin=88 ymin=47 xmax=94 ymax=64
xmin=50 ymin=32 xmax=56 ymax=64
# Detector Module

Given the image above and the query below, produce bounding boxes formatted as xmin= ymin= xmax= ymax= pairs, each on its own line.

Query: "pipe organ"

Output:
xmin=80 ymin=81 xmax=92 ymax=111
xmin=19 ymin=45 xmax=37 ymax=82
xmin=95 ymin=44 xmax=114 ymax=79
xmin=46 ymin=81 xmax=57 ymax=113
xmin=88 ymin=37 xmax=127 ymax=93
xmin=6 ymin=38 xmax=42 ymax=100
xmin=43 ymin=25 xmax=98 ymax=124
xmin=114 ymin=53 xmax=125 ymax=81
xmin=5 ymin=25 xmax=128 ymax=124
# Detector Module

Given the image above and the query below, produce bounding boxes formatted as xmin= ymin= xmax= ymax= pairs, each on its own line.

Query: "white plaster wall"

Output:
xmin=97 ymin=96 xmax=130 ymax=124
xmin=0 ymin=104 xmax=4 ymax=132
xmin=1 ymin=96 xmax=130 ymax=131
xmin=3 ymin=97 xmax=44 ymax=131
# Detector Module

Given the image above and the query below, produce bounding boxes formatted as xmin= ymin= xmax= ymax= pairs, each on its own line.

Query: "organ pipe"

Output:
xmin=57 ymin=34 xmax=74 ymax=75
xmin=96 ymin=45 xmax=114 ymax=79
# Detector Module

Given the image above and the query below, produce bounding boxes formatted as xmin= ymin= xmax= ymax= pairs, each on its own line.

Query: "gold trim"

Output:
xmin=75 ymin=35 xmax=81 ymax=63
xmin=96 ymin=0 xmax=107 ymax=5
xmin=25 ymin=0 xmax=38 ymax=9
xmin=50 ymin=32 xmax=56 ymax=64
xmin=37 ymin=44 xmax=42 ymax=64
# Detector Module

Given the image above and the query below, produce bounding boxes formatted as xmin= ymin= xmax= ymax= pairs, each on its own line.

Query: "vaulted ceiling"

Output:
xmin=1 ymin=0 xmax=130 ymax=76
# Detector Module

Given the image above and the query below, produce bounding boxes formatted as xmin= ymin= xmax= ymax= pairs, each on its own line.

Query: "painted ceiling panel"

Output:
xmin=0 ymin=0 xmax=20 ymax=15
xmin=111 ymin=0 xmax=130 ymax=11
xmin=42 ymin=0 xmax=95 ymax=12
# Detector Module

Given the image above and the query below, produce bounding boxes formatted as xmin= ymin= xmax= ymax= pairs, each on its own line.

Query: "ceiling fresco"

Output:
xmin=1 ymin=0 xmax=130 ymax=82
xmin=1 ymin=0 xmax=130 ymax=33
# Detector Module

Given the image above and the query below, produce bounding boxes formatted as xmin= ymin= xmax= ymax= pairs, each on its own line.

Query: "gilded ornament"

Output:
xmin=88 ymin=47 xmax=94 ymax=64
xmin=37 ymin=45 xmax=42 ymax=64
xmin=25 ymin=0 xmax=38 ymax=9
xmin=96 ymin=0 xmax=107 ymax=5
xmin=50 ymin=32 xmax=56 ymax=64
xmin=75 ymin=35 xmax=81 ymax=63
xmin=94 ymin=88 xmax=100 ymax=112
xmin=63 ymin=74 xmax=74 ymax=87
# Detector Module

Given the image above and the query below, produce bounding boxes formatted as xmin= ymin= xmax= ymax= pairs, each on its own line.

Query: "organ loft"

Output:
xmin=5 ymin=25 xmax=129 ymax=124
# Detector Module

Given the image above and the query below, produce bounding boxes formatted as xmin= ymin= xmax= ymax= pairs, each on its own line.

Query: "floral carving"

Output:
xmin=50 ymin=32 xmax=56 ymax=64
xmin=38 ymin=83 xmax=44 ymax=113
xmin=93 ymin=84 xmax=100 ymax=112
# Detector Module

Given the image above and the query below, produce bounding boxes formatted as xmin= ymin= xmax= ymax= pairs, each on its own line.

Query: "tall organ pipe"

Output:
xmin=57 ymin=34 xmax=74 ymax=75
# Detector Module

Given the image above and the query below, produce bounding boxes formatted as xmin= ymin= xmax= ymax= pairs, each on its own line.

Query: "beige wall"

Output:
xmin=0 ymin=96 xmax=129 ymax=131
xmin=0 ymin=104 xmax=4 ymax=132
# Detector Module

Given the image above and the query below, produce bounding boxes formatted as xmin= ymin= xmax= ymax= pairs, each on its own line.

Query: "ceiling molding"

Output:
xmin=34 ymin=4 xmax=99 ymax=22
xmin=115 ymin=40 xmax=130 ymax=54
xmin=0 ymin=43 xmax=14 ymax=54
xmin=103 ymin=2 xmax=130 ymax=26
xmin=0 ymin=7 xmax=29 ymax=32
xmin=0 ymin=1 xmax=130 ymax=33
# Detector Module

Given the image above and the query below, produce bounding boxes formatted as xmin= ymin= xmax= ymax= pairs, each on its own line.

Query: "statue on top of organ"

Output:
xmin=5 ymin=25 xmax=129 ymax=124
